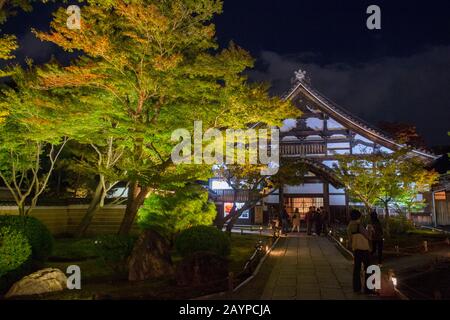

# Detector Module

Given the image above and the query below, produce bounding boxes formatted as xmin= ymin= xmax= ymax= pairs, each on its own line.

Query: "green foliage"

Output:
xmin=0 ymin=215 xmax=54 ymax=261
xmin=175 ymin=225 xmax=231 ymax=257
xmin=32 ymin=0 xmax=299 ymax=235
xmin=382 ymin=216 xmax=415 ymax=235
xmin=0 ymin=65 xmax=94 ymax=215
xmin=0 ymin=226 xmax=32 ymax=277
xmin=138 ymin=185 xmax=216 ymax=238
xmin=334 ymin=149 xmax=439 ymax=214
xmin=50 ymin=235 xmax=136 ymax=276
xmin=93 ymin=235 xmax=137 ymax=264
xmin=51 ymin=238 xmax=101 ymax=261
xmin=51 ymin=235 xmax=136 ymax=263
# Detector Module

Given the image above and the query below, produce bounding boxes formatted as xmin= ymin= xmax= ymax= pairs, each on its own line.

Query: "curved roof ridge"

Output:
xmin=283 ymin=70 xmax=437 ymax=160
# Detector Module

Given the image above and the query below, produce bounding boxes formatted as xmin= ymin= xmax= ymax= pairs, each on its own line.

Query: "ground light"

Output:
xmin=389 ymin=269 xmax=398 ymax=287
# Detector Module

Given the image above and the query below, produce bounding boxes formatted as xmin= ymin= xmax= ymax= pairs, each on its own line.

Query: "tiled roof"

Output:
xmin=283 ymin=73 xmax=437 ymax=160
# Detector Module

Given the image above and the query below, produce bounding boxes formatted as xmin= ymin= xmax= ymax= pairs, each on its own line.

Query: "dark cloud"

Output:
xmin=249 ymin=48 xmax=450 ymax=146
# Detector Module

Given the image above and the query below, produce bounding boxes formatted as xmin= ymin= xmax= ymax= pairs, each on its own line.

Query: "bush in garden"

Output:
xmin=385 ymin=215 xmax=415 ymax=235
xmin=93 ymin=234 xmax=137 ymax=264
xmin=0 ymin=226 xmax=32 ymax=277
xmin=0 ymin=215 xmax=54 ymax=261
xmin=175 ymin=226 xmax=231 ymax=258
xmin=138 ymin=185 xmax=217 ymax=240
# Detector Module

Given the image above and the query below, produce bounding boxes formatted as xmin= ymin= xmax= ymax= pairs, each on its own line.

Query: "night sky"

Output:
xmin=2 ymin=0 xmax=450 ymax=146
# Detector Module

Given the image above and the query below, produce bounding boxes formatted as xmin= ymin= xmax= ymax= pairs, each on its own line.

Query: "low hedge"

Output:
xmin=0 ymin=226 xmax=32 ymax=278
xmin=0 ymin=215 xmax=54 ymax=261
xmin=0 ymin=226 xmax=34 ymax=294
xmin=175 ymin=226 xmax=231 ymax=258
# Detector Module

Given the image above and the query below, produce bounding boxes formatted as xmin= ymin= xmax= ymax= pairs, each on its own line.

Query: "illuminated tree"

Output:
xmin=393 ymin=157 xmax=439 ymax=216
xmin=333 ymin=154 xmax=381 ymax=214
xmin=334 ymin=150 xmax=438 ymax=234
xmin=34 ymin=0 xmax=298 ymax=235
xmin=0 ymin=66 xmax=91 ymax=215
xmin=137 ymin=184 xmax=216 ymax=240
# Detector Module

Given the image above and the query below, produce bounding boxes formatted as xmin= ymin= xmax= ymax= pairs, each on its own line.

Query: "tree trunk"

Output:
xmin=18 ymin=203 xmax=25 ymax=217
xmin=214 ymin=213 xmax=226 ymax=230
xmin=118 ymin=182 xmax=150 ymax=236
xmin=384 ymin=201 xmax=390 ymax=237
xmin=384 ymin=202 xmax=390 ymax=220
xmin=75 ymin=181 xmax=103 ymax=238
xmin=225 ymin=209 xmax=241 ymax=233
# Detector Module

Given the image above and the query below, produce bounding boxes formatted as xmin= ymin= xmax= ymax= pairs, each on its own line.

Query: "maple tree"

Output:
xmin=33 ymin=0 xmax=298 ymax=234
xmin=0 ymin=66 xmax=92 ymax=215
xmin=334 ymin=149 xmax=438 ymax=234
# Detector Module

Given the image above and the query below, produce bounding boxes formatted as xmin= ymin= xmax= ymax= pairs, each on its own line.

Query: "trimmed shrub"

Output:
xmin=0 ymin=215 xmax=54 ymax=261
xmin=385 ymin=216 xmax=415 ymax=235
xmin=138 ymin=185 xmax=217 ymax=239
xmin=0 ymin=226 xmax=32 ymax=277
xmin=175 ymin=226 xmax=231 ymax=258
xmin=93 ymin=235 xmax=137 ymax=264
xmin=92 ymin=235 xmax=137 ymax=275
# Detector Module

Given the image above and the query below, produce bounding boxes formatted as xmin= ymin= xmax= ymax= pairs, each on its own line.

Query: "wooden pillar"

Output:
xmin=323 ymin=182 xmax=330 ymax=224
xmin=345 ymin=189 xmax=350 ymax=222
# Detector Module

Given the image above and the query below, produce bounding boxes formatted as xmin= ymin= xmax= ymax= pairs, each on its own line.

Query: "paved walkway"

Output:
xmin=261 ymin=234 xmax=377 ymax=300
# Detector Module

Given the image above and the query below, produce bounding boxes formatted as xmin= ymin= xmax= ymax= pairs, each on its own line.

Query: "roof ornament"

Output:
xmin=284 ymin=68 xmax=310 ymax=99
xmin=291 ymin=68 xmax=310 ymax=86
xmin=294 ymin=69 xmax=307 ymax=82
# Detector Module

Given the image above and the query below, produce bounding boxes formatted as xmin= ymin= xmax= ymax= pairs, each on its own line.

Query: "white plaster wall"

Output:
xmin=284 ymin=183 xmax=324 ymax=194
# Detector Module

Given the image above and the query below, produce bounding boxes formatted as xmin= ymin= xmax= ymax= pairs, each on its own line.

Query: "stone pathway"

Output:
xmin=261 ymin=234 xmax=378 ymax=300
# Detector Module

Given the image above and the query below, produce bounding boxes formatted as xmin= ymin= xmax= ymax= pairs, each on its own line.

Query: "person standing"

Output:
xmin=306 ymin=206 xmax=314 ymax=235
xmin=281 ymin=206 xmax=289 ymax=235
xmin=291 ymin=208 xmax=301 ymax=233
xmin=314 ymin=207 xmax=323 ymax=236
xmin=368 ymin=210 xmax=384 ymax=265
xmin=320 ymin=206 xmax=329 ymax=234
xmin=347 ymin=209 xmax=372 ymax=294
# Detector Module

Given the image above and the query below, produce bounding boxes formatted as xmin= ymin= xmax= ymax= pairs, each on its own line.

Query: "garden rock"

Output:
xmin=128 ymin=230 xmax=174 ymax=281
xmin=176 ymin=251 xmax=229 ymax=287
xmin=5 ymin=268 xmax=67 ymax=298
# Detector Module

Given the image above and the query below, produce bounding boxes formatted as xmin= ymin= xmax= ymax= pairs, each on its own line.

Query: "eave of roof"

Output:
xmin=283 ymin=77 xmax=438 ymax=162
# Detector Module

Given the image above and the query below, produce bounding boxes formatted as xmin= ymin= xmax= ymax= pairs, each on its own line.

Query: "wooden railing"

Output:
xmin=280 ymin=143 xmax=325 ymax=156
xmin=211 ymin=189 xmax=261 ymax=202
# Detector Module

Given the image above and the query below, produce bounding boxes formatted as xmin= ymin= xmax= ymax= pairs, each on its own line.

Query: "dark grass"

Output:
xmin=20 ymin=233 xmax=270 ymax=300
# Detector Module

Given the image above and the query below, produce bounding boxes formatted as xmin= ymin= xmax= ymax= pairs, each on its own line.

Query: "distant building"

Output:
xmin=208 ymin=71 xmax=438 ymax=225
xmin=431 ymin=174 xmax=450 ymax=226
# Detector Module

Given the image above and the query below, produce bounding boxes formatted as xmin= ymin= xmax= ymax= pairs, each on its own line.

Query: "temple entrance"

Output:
xmin=284 ymin=197 xmax=324 ymax=230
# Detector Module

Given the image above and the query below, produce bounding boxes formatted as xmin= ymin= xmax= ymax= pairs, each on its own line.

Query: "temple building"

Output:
xmin=208 ymin=70 xmax=438 ymax=225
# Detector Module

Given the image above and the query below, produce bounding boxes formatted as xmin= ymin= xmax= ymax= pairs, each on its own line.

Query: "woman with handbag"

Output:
xmin=347 ymin=209 xmax=372 ymax=294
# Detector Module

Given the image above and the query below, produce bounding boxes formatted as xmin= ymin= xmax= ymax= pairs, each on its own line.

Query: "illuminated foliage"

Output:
xmin=334 ymin=149 xmax=439 ymax=220
xmin=34 ymin=0 xmax=299 ymax=235
xmin=137 ymin=184 xmax=216 ymax=239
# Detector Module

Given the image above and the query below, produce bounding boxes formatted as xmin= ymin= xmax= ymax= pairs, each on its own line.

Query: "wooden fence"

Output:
xmin=0 ymin=205 xmax=139 ymax=236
